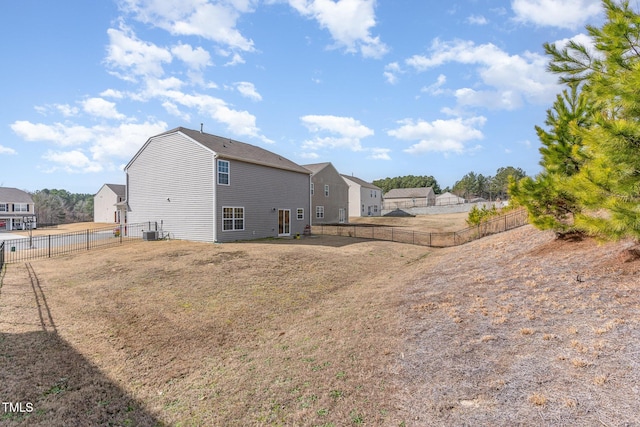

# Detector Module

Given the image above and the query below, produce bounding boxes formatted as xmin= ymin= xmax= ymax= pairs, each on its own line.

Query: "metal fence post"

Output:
xmin=48 ymin=235 xmax=51 ymax=258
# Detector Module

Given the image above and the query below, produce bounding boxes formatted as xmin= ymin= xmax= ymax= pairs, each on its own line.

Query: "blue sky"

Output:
xmin=1 ymin=0 xmax=605 ymax=194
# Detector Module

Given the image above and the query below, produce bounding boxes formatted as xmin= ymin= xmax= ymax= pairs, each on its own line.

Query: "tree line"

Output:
xmin=509 ymin=0 xmax=640 ymax=251
xmin=373 ymin=167 xmax=526 ymax=201
xmin=32 ymin=189 xmax=93 ymax=225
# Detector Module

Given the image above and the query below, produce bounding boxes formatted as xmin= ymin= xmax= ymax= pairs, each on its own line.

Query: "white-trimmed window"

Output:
xmin=217 ymin=159 xmax=230 ymax=185
xmin=324 ymin=184 xmax=329 ymax=196
xmin=310 ymin=183 xmax=314 ymax=195
xmin=0 ymin=203 xmax=8 ymax=212
xmin=222 ymin=207 xmax=244 ymax=231
xmin=316 ymin=206 xmax=324 ymax=219
xmin=297 ymin=208 xmax=304 ymax=220
xmin=374 ymin=205 xmax=378 ymax=213
xmin=13 ymin=203 xmax=29 ymax=212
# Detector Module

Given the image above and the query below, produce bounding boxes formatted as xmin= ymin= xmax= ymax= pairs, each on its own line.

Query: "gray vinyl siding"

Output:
xmin=126 ymin=133 xmax=215 ymax=242
xmin=310 ymin=165 xmax=349 ymax=224
xmin=215 ymin=159 xmax=310 ymax=242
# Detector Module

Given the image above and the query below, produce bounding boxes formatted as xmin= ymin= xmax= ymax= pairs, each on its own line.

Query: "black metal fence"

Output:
xmin=312 ymin=208 xmax=528 ymax=248
xmin=0 ymin=223 xmax=150 ymax=264
xmin=0 ymin=241 xmax=4 ymax=271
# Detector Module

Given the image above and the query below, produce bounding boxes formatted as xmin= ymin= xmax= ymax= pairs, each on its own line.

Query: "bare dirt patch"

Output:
xmin=1 ymin=223 xmax=639 ymax=426
xmin=349 ymin=212 xmax=469 ymax=232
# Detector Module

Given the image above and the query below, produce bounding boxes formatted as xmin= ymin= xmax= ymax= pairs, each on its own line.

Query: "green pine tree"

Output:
xmin=545 ymin=0 xmax=640 ymax=243
xmin=509 ymin=83 xmax=591 ymax=237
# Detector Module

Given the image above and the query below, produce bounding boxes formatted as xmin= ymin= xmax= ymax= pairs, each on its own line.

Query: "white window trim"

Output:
xmin=316 ymin=205 xmax=325 ymax=219
xmin=297 ymin=208 xmax=304 ymax=220
xmin=222 ymin=206 xmax=244 ymax=231
xmin=324 ymin=184 xmax=329 ymax=197
xmin=217 ymin=159 xmax=230 ymax=186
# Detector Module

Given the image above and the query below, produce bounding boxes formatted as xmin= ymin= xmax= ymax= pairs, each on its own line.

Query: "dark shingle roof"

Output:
xmin=340 ymin=174 xmax=380 ymax=190
xmin=0 ymin=187 xmax=33 ymax=203
xmin=302 ymin=162 xmax=331 ymax=175
xmin=171 ymin=127 xmax=310 ymax=175
xmin=384 ymin=187 xmax=434 ymax=199
xmin=104 ymin=184 xmax=125 ymax=197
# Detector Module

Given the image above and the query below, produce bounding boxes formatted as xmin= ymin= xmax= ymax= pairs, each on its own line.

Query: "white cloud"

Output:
xmin=89 ymin=121 xmax=169 ymax=162
xmin=421 ymin=74 xmax=447 ymax=95
xmin=511 ymin=0 xmax=602 ymax=30
xmin=171 ymin=43 xmax=212 ymax=69
xmin=287 ymin=0 xmax=388 ymax=58
xmin=56 ymin=104 xmax=80 ymax=117
xmin=11 ymin=121 xmax=95 ymax=147
xmin=82 ymin=98 xmax=127 ymax=120
xmin=235 ymin=81 xmax=262 ymax=101
xmin=162 ymin=101 xmax=191 ymax=121
xmin=100 ymin=89 xmax=125 ymax=99
xmin=11 ymin=120 xmax=168 ymax=173
xmin=368 ymin=147 xmax=391 ymax=160
xmin=406 ymin=38 xmax=560 ymax=110
xmin=0 ymin=145 xmax=17 ymax=155
xmin=42 ymin=150 xmax=104 ymax=173
xmin=105 ymin=24 xmax=173 ymax=81
xmin=388 ymin=116 xmax=486 ymax=154
xmin=119 ymin=0 xmax=255 ymax=52
xmin=466 ymin=15 xmax=487 ymax=25
xmin=299 ymin=151 xmax=320 ymax=159
xmin=300 ymin=114 xmax=374 ymax=151
xmin=384 ymin=62 xmax=401 ymax=84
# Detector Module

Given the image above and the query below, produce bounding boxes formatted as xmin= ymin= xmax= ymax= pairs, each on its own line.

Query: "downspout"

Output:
xmin=213 ymin=154 xmax=218 ymax=243
xmin=309 ymin=173 xmax=313 ymax=230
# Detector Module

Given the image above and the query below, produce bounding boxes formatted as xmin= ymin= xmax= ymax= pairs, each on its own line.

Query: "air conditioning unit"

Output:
xmin=142 ymin=231 xmax=158 ymax=241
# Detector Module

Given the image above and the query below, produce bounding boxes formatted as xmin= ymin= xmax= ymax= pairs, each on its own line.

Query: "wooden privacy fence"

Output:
xmin=312 ymin=208 xmax=528 ymax=248
xmin=0 ymin=223 xmax=150 ymax=264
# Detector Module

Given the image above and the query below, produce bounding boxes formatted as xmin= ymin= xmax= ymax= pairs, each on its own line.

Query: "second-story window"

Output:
xmin=324 ymin=184 xmax=329 ymax=197
xmin=0 ymin=203 xmax=8 ymax=212
xmin=13 ymin=203 xmax=29 ymax=212
xmin=218 ymin=159 xmax=230 ymax=185
xmin=311 ymin=183 xmax=314 ymax=195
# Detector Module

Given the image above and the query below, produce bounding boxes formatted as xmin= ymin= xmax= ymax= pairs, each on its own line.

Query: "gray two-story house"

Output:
xmin=125 ymin=127 xmax=312 ymax=242
xmin=304 ymin=162 xmax=349 ymax=224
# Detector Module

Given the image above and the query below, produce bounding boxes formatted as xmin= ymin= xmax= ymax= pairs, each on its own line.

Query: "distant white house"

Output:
xmin=0 ymin=187 xmax=37 ymax=231
xmin=435 ymin=191 xmax=466 ymax=206
xmin=340 ymin=174 xmax=382 ymax=217
xmin=124 ymin=127 xmax=312 ymax=243
xmin=94 ymin=184 xmax=126 ymax=223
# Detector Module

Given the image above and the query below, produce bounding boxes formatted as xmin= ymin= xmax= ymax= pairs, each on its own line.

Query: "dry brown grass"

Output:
xmin=1 ymin=219 xmax=639 ymax=426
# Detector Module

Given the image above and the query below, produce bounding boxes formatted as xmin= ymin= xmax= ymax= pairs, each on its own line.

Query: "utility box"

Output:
xmin=142 ymin=231 xmax=158 ymax=241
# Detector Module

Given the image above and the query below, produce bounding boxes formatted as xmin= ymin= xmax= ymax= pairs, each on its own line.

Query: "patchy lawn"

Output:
xmin=1 ymin=223 xmax=638 ymax=426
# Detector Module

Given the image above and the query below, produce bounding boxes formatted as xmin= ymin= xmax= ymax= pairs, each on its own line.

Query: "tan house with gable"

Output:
xmin=94 ymin=183 xmax=126 ymax=223
xmin=304 ymin=162 xmax=349 ymax=224
xmin=125 ymin=127 xmax=312 ymax=242
xmin=383 ymin=187 xmax=436 ymax=209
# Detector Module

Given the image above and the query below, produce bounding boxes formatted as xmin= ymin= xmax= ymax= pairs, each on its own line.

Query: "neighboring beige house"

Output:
xmin=304 ymin=162 xmax=349 ymax=224
xmin=0 ymin=187 xmax=37 ymax=230
xmin=94 ymin=183 xmax=126 ymax=223
xmin=435 ymin=191 xmax=466 ymax=206
xmin=383 ymin=187 xmax=436 ymax=209
xmin=125 ymin=127 xmax=312 ymax=242
xmin=341 ymin=174 xmax=382 ymax=217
